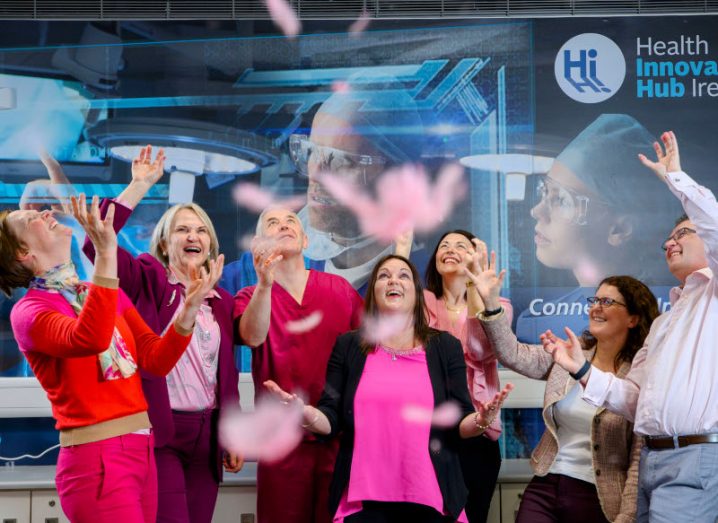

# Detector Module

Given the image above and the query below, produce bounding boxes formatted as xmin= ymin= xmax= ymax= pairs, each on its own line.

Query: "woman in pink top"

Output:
xmin=266 ymin=255 xmax=513 ymax=522
xmin=424 ymin=230 xmax=512 ymax=523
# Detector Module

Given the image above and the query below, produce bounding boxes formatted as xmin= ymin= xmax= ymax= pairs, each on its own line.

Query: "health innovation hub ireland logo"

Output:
xmin=555 ymin=33 xmax=626 ymax=103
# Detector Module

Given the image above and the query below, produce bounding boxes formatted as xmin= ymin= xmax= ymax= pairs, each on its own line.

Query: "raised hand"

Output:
xmin=393 ymin=229 xmax=414 ymax=258
xmin=251 ymin=237 xmax=283 ymax=289
xmin=638 ymin=130 xmax=682 ymax=181
xmin=184 ymin=254 xmax=225 ymax=309
xmin=474 ymin=383 xmax=514 ymax=430
xmin=71 ymin=194 xmax=117 ymax=255
xmin=466 ymin=245 xmax=505 ymax=311
xmin=131 ymin=145 xmax=166 ymax=186
xmin=540 ymin=327 xmax=586 ymax=376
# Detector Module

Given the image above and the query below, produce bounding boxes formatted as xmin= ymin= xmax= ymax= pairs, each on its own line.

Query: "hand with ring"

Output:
xmin=475 ymin=383 xmax=514 ymax=430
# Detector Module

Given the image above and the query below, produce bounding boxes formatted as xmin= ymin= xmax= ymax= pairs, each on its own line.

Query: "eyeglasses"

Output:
xmin=534 ymin=176 xmax=606 ymax=226
xmin=288 ymin=134 xmax=386 ymax=184
xmin=661 ymin=227 xmax=696 ymax=252
xmin=586 ymin=296 xmax=627 ymax=308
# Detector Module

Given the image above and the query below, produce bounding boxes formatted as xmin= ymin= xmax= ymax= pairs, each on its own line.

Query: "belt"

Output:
xmin=643 ymin=433 xmax=718 ymax=450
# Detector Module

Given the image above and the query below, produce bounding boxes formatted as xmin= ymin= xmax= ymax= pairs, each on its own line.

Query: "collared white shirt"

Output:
xmin=583 ymin=170 xmax=718 ymax=437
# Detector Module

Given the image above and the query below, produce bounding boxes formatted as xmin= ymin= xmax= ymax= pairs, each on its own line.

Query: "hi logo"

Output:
xmin=554 ymin=33 xmax=626 ymax=103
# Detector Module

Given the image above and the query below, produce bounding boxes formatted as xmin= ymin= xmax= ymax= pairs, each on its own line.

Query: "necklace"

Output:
xmin=443 ymin=298 xmax=466 ymax=314
xmin=378 ymin=345 xmax=425 ymax=361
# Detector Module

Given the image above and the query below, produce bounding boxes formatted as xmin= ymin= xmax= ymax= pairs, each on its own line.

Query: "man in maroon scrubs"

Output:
xmin=234 ymin=207 xmax=363 ymax=523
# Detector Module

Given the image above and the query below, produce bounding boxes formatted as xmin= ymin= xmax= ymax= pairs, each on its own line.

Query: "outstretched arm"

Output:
xmin=264 ymin=379 xmax=331 ymax=436
xmin=468 ymin=248 xmax=555 ymax=379
xmin=641 ymin=130 xmax=718 ymax=274
xmin=115 ymin=145 xmax=166 ymax=209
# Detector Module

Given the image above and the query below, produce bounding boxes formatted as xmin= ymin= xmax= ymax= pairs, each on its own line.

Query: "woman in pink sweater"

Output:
xmin=0 ymin=195 xmax=220 ymax=523
xmin=424 ymin=230 xmax=513 ymax=523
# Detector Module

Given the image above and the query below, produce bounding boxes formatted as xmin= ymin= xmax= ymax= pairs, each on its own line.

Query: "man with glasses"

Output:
xmin=221 ymin=75 xmax=429 ymax=297
xmin=543 ymin=131 xmax=718 ymax=522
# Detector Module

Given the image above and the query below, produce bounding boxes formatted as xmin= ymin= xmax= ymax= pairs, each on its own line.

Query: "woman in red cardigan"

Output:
xmin=0 ymin=194 xmax=220 ymax=523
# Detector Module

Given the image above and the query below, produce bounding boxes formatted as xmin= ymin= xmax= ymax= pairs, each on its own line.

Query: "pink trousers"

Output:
xmin=55 ymin=432 xmax=157 ymax=523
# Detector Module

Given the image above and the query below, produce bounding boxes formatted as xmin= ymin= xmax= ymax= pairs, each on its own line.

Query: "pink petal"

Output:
xmin=430 ymin=401 xmax=462 ymax=428
xmin=331 ymin=80 xmax=351 ymax=94
xmin=317 ymin=163 xmax=466 ymax=242
xmin=402 ymin=401 xmax=462 ymax=428
xmin=285 ymin=311 xmax=324 ymax=334
xmin=360 ymin=314 xmax=410 ymax=344
xmin=233 ymin=182 xmax=306 ymax=213
xmin=265 ymin=0 xmax=301 ymax=38
xmin=348 ymin=12 xmax=371 ymax=37
xmin=219 ymin=397 xmax=303 ymax=464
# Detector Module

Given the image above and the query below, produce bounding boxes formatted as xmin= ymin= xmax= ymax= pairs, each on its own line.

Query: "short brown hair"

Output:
xmin=0 ymin=210 xmax=34 ymax=296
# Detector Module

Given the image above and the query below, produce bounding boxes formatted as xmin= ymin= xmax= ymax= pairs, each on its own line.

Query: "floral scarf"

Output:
xmin=29 ymin=263 xmax=137 ymax=380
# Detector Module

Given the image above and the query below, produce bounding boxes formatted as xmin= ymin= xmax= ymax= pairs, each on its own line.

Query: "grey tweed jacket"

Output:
xmin=480 ymin=311 xmax=641 ymax=523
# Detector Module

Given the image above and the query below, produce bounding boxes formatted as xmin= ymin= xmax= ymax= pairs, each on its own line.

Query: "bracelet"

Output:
xmin=473 ymin=412 xmax=492 ymax=431
xmin=465 ymin=280 xmax=475 ymax=288
xmin=569 ymin=359 xmax=592 ymax=381
xmin=482 ymin=306 xmax=502 ymax=317
xmin=301 ymin=409 xmax=320 ymax=429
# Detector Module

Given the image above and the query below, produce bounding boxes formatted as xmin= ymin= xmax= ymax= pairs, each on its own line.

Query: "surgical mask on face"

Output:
xmin=298 ymin=206 xmax=376 ymax=261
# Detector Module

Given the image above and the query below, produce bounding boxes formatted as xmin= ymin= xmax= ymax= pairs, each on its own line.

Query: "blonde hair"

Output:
xmin=149 ymin=203 xmax=219 ymax=270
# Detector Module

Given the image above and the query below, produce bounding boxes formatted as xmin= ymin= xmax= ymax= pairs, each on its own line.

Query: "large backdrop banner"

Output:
xmin=1 ymin=17 xmax=716 ymax=376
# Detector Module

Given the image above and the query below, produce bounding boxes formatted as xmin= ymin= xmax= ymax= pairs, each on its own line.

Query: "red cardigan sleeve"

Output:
xmin=23 ymin=285 xmax=118 ymax=358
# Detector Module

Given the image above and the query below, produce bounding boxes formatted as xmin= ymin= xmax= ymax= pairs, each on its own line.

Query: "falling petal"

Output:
xmin=219 ymin=397 xmax=303 ymax=464
xmin=318 ymin=163 xmax=466 ymax=243
xmin=402 ymin=401 xmax=462 ymax=428
xmin=265 ymin=0 xmax=301 ymax=38
xmin=429 ymin=438 xmax=442 ymax=453
xmin=233 ymin=182 xmax=306 ymax=213
xmin=286 ymin=311 xmax=324 ymax=334
xmin=238 ymin=234 xmax=256 ymax=252
xmin=348 ymin=11 xmax=371 ymax=36
xmin=360 ymin=314 xmax=410 ymax=344
xmin=331 ymin=80 xmax=351 ymax=94
xmin=431 ymin=402 xmax=462 ymax=428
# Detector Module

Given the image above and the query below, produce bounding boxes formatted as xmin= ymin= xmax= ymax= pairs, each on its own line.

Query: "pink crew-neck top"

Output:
xmin=334 ymin=347 xmax=467 ymax=522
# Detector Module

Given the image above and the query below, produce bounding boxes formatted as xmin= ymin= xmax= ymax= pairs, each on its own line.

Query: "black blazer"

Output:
xmin=317 ymin=330 xmax=475 ymax=520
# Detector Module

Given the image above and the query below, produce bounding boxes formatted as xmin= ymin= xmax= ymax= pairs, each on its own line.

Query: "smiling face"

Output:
xmin=588 ymin=284 xmax=639 ymax=342
xmin=260 ymin=208 xmax=308 ymax=256
xmin=372 ymin=257 xmax=417 ymax=315
xmin=434 ymin=232 xmax=473 ymax=277
xmin=5 ymin=209 xmax=72 ymax=272
xmin=163 ymin=209 xmax=211 ymax=276
xmin=663 ymin=219 xmax=708 ymax=283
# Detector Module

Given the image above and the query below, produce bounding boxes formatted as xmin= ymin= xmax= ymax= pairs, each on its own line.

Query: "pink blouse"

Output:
xmin=423 ymin=290 xmax=513 ymax=441
xmin=334 ymin=347 xmax=467 ymax=522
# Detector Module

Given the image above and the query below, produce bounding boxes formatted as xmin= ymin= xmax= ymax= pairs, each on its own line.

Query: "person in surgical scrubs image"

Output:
xmin=515 ymin=114 xmax=681 ymax=342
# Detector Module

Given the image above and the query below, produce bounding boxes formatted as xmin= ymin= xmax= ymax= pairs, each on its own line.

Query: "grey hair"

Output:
xmin=254 ymin=207 xmax=303 ymax=236
xmin=149 ymin=203 xmax=219 ymax=270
